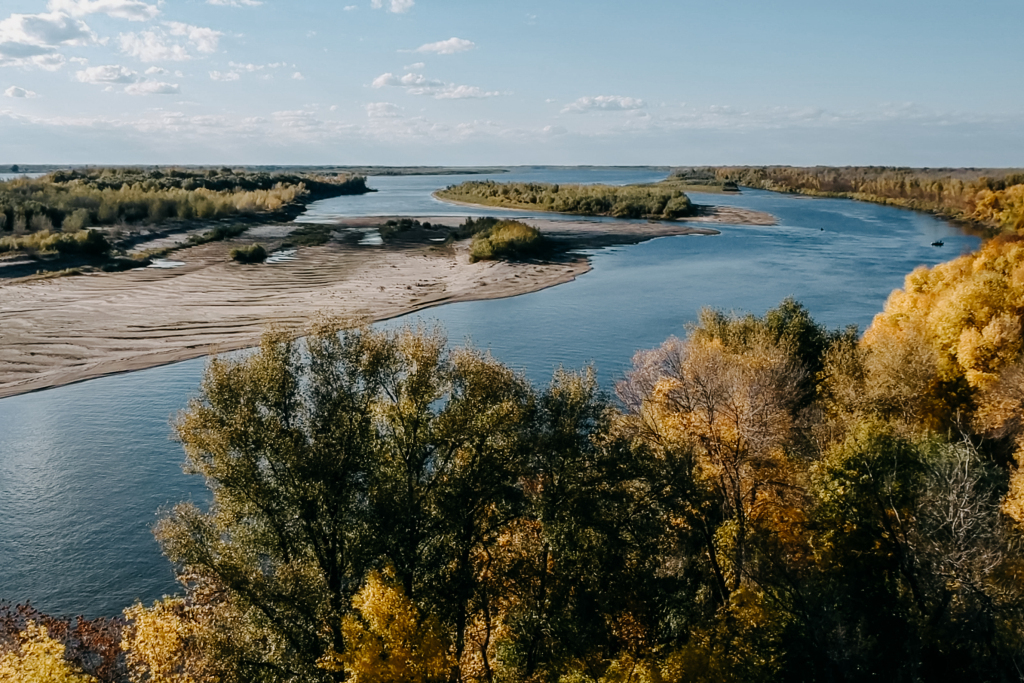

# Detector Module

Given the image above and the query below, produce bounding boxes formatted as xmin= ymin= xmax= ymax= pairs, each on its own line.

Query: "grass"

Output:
xmin=280 ymin=224 xmax=335 ymax=247
xmin=186 ymin=223 xmax=249 ymax=246
xmin=0 ymin=229 xmax=110 ymax=256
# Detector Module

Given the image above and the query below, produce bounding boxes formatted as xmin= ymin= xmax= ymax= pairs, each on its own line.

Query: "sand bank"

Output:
xmin=430 ymin=194 xmax=778 ymax=227
xmin=0 ymin=212 xmax=768 ymax=399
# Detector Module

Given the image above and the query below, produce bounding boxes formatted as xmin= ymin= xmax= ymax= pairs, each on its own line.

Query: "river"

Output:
xmin=0 ymin=168 xmax=980 ymax=617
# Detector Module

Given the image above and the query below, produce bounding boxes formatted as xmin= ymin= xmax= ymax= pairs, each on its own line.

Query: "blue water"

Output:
xmin=0 ymin=170 xmax=980 ymax=617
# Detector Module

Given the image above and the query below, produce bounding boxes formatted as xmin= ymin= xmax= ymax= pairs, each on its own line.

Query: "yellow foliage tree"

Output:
xmin=865 ymin=236 xmax=1024 ymax=395
xmin=121 ymin=597 xmax=212 ymax=683
xmin=618 ymin=317 xmax=808 ymax=602
xmin=332 ymin=569 xmax=452 ymax=683
xmin=975 ymin=362 xmax=1024 ymax=525
xmin=0 ymin=621 xmax=97 ymax=683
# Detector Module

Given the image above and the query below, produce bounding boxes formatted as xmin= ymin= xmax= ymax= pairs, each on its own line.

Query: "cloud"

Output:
xmin=291 ymin=71 xmax=304 ymax=80
xmin=229 ymin=61 xmax=285 ymax=71
xmin=371 ymin=70 xmax=499 ymax=99
xmin=209 ymin=70 xmax=239 ymax=81
xmin=119 ymin=30 xmax=188 ymax=61
xmin=76 ymin=63 xmax=138 ymax=84
xmin=562 ymin=95 xmax=646 ymax=114
xmin=414 ymin=37 xmax=474 ymax=55
xmin=403 ymin=61 xmax=424 ymax=70
xmin=372 ymin=71 xmax=440 ymax=88
xmin=207 ymin=61 xmax=284 ymax=82
xmin=5 ymin=85 xmax=39 ymax=98
xmin=435 ymin=85 xmax=499 ymax=99
xmin=371 ymin=0 xmax=414 ymax=14
xmin=119 ymin=22 xmax=222 ymax=62
xmin=0 ymin=10 xmax=95 ymax=69
xmin=366 ymin=102 xmax=400 ymax=118
xmin=206 ymin=0 xmax=263 ymax=6
xmin=46 ymin=0 xmax=160 ymax=21
xmin=124 ymin=80 xmax=179 ymax=95
xmin=144 ymin=65 xmax=166 ymax=74
xmin=165 ymin=22 xmax=221 ymax=53
xmin=344 ymin=4 xmax=357 ymax=9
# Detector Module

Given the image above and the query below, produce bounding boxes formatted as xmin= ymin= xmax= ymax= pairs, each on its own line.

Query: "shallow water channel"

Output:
xmin=0 ymin=169 xmax=980 ymax=617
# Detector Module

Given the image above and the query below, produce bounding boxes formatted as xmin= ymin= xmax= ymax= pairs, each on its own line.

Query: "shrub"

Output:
xmin=230 ymin=243 xmax=267 ymax=263
xmin=468 ymin=219 xmax=544 ymax=262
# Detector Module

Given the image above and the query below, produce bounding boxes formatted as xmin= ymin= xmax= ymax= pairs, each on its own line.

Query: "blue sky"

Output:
xmin=1 ymin=0 xmax=1022 ymax=166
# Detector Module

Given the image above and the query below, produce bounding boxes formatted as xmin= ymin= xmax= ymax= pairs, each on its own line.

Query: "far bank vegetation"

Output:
xmin=714 ymin=165 xmax=1024 ymax=234
xmin=0 ymin=168 xmax=370 ymax=260
xmin=436 ymin=179 xmax=696 ymax=219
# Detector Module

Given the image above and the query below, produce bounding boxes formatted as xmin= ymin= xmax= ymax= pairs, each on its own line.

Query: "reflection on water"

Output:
xmin=265 ymin=249 xmax=299 ymax=264
xmin=0 ymin=171 xmax=981 ymax=617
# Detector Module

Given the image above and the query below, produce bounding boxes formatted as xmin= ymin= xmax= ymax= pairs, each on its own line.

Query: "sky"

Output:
xmin=1 ymin=0 xmax=1023 ymax=166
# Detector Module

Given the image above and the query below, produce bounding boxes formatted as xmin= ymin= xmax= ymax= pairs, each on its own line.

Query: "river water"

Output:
xmin=0 ymin=169 xmax=980 ymax=617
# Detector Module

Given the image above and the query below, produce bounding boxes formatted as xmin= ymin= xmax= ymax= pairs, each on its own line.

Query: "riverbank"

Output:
xmin=0 ymin=214 xmax=755 ymax=399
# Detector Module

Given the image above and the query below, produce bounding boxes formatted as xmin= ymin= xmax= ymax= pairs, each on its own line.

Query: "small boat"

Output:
xmin=931 ymin=240 xmax=944 ymax=247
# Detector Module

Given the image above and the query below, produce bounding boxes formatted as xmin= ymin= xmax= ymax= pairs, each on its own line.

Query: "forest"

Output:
xmin=712 ymin=166 xmax=1024 ymax=235
xmin=6 ymin=230 xmax=1024 ymax=682
xmin=435 ymin=179 xmax=696 ymax=220
xmin=0 ymin=168 xmax=369 ymax=258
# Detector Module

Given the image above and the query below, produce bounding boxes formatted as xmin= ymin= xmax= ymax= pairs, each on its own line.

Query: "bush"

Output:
xmin=230 ymin=243 xmax=267 ymax=263
xmin=469 ymin=219 xmax=544 ymax=262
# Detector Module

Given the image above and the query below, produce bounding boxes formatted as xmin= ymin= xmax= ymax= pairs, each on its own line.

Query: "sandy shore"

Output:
xmin=0 ymin=211 xmax=771 ymax=399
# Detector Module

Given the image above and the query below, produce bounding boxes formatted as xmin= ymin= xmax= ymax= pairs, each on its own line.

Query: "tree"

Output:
xmin=0 ymin=621 xmax=97 ymax=683
xmin=157 ymin=321 xmax=540 ymax=683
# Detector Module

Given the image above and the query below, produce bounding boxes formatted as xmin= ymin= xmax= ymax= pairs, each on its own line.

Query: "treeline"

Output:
xmin=436 ymin=179 xmax=695 ymax=219
xmin=0 ymin=168 xmax=370 ymax=240
xmin=8 ymin=232 xmax=1024 ymax=680
xmin=713 ymin=166 xmax=1024 ymax=234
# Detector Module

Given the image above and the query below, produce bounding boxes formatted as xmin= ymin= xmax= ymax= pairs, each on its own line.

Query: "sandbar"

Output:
xmin=0 ymin=210 xmax=773 ymax=399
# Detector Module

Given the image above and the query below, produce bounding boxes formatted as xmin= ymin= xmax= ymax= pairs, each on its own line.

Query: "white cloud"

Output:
xmin=414 ymin=37 xmax=474 ymax=55
xmin=229 ymin=61 xmax=284 ymax=71
xmin=76 ymin=63 xmax=138 ymax=84
xmin=371 ymin=0 xmax=414 ymax=14
xmin=207 ymin=0 xmax=263 ymax=6
xmin=291 ymin=71 xmax=304 ymax=80
xmin=403 ymin=61 xmax=424 ymax=70
xmin=207 ymin=62 xmax=284 ymax=82
xmin=5 ymin=85 xmax=39 ymax=98
xmin=144 ymin=65 xmax=166 ymax=74
xmin=371 ymin=70 xmax=499 ymax=99
xmin=366 ymin=102 xmax=400 ymax=118
xmin=561 ymin=95 xmax=646 ymax=114
xmin=124 ymin=80 xmax=179 ymax=95
xmin=47 ymin=0 xmax=160 ymax=21
xmin=0 ymin=10 xmax=95 ymax=69
xmin=118 ymin=30 xmax=189 ymax=61
xmin=343 ymin=5 xmax=357 ymax=10
xmin=165 ymin=22 xmax=221 ymax=54
xmin=435 ymin=85 xmax=499 ymax=99
xmin=118 ymin=22 xmax=221 ymax=62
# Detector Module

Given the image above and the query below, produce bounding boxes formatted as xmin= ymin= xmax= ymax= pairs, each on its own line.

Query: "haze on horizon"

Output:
xmin=1 ymin=0 xmax=1022 ymax=167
